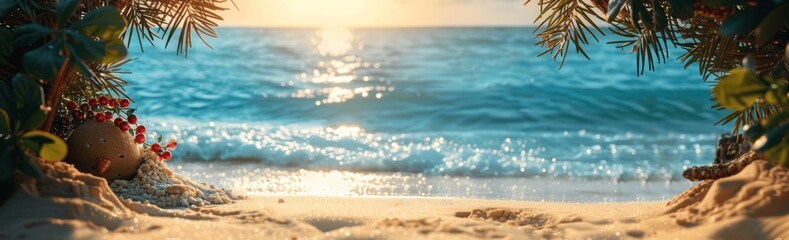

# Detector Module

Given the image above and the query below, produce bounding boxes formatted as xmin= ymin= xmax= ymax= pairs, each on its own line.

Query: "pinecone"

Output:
xmin=693 ymin=1 xmax=735 ymax=21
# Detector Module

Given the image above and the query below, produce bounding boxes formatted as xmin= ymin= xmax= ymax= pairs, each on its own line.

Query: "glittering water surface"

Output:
xmin=124 ymin=28 xmax=727 ymax=201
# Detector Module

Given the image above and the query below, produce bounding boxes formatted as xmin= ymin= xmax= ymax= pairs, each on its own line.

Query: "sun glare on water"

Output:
xmin=315 ymin=28 xmax=355 ymax=56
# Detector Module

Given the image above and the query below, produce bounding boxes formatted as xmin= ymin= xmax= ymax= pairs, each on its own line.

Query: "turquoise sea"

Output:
xmin=122 ymin=27 xmax=727 ymax=201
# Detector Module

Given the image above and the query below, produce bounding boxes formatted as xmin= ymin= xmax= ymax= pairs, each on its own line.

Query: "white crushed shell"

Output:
xmin=110 ymin=151 xmax=238 ymax=208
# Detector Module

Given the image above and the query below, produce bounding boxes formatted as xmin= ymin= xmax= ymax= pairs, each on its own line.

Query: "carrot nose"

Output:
xmin=96 ymin=157 xmax=111 ymax=174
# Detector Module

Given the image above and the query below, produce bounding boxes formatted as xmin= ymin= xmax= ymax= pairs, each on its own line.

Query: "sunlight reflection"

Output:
xmin=287 ymin=28 xmax=395 ymax=105
xmin=300 ymin=171 xmax=355 ymax=195
xmin=315 ymin=28 xmax=354 ymax=56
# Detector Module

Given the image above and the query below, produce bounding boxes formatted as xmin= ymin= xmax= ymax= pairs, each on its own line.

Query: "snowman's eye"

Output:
xmin=118 ymin=154 xmax=124 ymax=158
xmin=101 ymin=139 xmax=107 ymax=143
xmin=86 ymin=143 xmax=91 ymax=148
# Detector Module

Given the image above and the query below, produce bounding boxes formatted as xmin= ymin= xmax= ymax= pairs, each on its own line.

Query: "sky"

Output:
xmin=219 ymin=0 xmax=540 ymax=27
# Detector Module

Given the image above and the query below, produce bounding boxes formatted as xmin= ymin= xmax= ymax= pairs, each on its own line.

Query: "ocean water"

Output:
xmin=122 ymin=27 xmax=728 ymax=201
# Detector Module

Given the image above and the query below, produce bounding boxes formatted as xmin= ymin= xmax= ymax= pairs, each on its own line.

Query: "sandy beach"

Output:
xmin=2 ymin=158 xmax=787 ymax=239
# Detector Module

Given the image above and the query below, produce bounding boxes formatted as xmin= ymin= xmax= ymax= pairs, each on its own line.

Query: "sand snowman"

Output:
xmin=65 ymin=121 xmax=142 ymax=181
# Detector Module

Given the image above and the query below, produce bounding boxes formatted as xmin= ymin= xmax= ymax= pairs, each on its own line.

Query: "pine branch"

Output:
xmin=158 ymin=0 xmax=227 ymax=56
xmin=527 ymin=0 xmax=606 ymax=67
xmin=122 ymin=0 xmax=163 ymax=52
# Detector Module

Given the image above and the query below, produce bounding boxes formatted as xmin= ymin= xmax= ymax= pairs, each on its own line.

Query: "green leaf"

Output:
xmin=66 ymin=6 xmax=128 ymax=64
xmin=0 ymin=27 xmax=12 ymax=58
xmin=11 ymin=74 xmax=45 ymax=131
xmin=0 ymin=146 xmax=16 ymax=182
xmin=102 ymin=37 xmax=127 ymax=63
xmin=607 ymin=0 xmax=628 ymax=22
xmin=11 ymin=74 xmax=42 ymax=109
xmin=713 ymin=68 xmax=768 ymax=110
xmin=23 ymin=39 xmax=65 ymax=81
xmin=754 ymin=123 xmax=789 ymax=152
xmin=67 ymin=48 xmax=95 ymax=79
xmin=720 ymin=5 xmax=771 ymax=36
xmin=69 ymin=6 xmax=126 ymax=41
xmin=0 ymin=109 xmax=10 ymax=135
xmin=16 ymin=151 xmax=43 ymax=179
xmin=763 ymin=76 xmax=788 ymax=105
xmin=66 ymin=30 xmax=105 ymax=62
xmin=761 ymin=109 xmax=789 ymax=129
xmin=668 ymin=0 xmax=694 ymax=19
xmin=0 ymin=0 xmax=18 ymax=19
xmin=0 ymin=80 xmax=11 ymax=113
xmin=21 ymin=130 xmax=67 ymax=162
xmin=744 ymin=123 xmax=765 ymax=142
xmin=755 ymin=3 xmax=789 ymax=46
xmin=18 ymin=109 xmax=45 ymax=132
xmin=56 ymin=0 xmax=82 ymax=24
xmin=13 ymin=24 xmax=55 ymax=46
xmin=763 ymin=141 xmax=789 ymax=166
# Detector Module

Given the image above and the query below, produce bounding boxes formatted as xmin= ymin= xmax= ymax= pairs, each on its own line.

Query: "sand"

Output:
xmin=110 ymin=151 xmax=238 ymax=208
xmin=1 ymin=159 xmax=788 ymax=239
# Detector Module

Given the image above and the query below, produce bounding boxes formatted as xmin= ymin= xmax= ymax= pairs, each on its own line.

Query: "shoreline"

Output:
xmin=173 ymin=162 xmax=696 ymax=202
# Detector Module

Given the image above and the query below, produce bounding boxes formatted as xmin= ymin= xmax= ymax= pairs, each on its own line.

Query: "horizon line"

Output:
xmin=216 ymin=24 xmax=542 ymax=29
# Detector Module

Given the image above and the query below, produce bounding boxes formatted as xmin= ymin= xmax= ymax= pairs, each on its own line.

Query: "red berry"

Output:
xmin=135 ymin=133 xmax=146 ymax=144
xmin=119 ymin=99 xmax=130 ymax=108
xmin=71 ymin=110 xmax=83 ymax=120
xmin=135 ymin=125 xmax=146 ymax=134
xmin=86 ymin=111 xmax=95 ymax=119
xmin=66 ymin=101 xmax=77 ymax=110
xmin=105 ymin=111 xmax=113 ymax=119
xmin=119 ymin=121 xmax=130 ymax=131
xmin=108 ymin=99 xmax=117 ymax=108
xmin=151 ymin=143 xmax=162 ymax=152
xmin=166 ymin=141 xmax=177 ymax=149
xmin=80 ymin=103 xmax=90 ymax=112
xmin=99 ymin=96 xmax=109 ymax=106
xmin=88 ymin=98 xmax=98 ymax=107
xmin=128 ymin=114 xmax=138 ymax=124
xmin=160 ymin=151 xmax=172 ymax=161
xmin=95 ymin=112 xmax=106 ymax=122
xmin=114 ymin=117 xmax=123 ymax=126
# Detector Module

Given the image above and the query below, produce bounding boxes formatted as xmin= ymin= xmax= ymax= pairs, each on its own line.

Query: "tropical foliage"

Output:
xmin=0 ymin=0 xmax=228 ymax=184
xmin=527 ymin=0 xmax=789 ymax=165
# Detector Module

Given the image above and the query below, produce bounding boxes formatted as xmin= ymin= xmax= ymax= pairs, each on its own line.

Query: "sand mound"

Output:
xmin=0 ymin=158 xmax=144 ymax=238
xmin=110 ymin=151 xmax=239 ymax=208
xmin=664 ymin=160 xmax=789 ymax=239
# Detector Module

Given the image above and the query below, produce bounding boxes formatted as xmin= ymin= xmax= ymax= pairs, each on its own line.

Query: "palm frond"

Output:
xmin=158 ymin=0 xmax=227 ymax=56
xmin=122 ymin=0 xmax=164 ymax=51
xmin=527 ymin=0 xmax=606 ymax=66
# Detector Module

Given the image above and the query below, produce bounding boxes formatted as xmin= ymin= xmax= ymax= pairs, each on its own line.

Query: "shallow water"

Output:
xmin=123 ymin=27 xmax=727 ymax=200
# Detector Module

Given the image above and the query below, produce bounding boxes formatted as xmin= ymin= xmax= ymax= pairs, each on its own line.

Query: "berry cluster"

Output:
xmin=150 ymin=139 xmax=177 ymax=161
xmin=53 ymin=96 xmax=132 ymax=138
xmin=54 ymin=95 xmax=177 ymax=161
